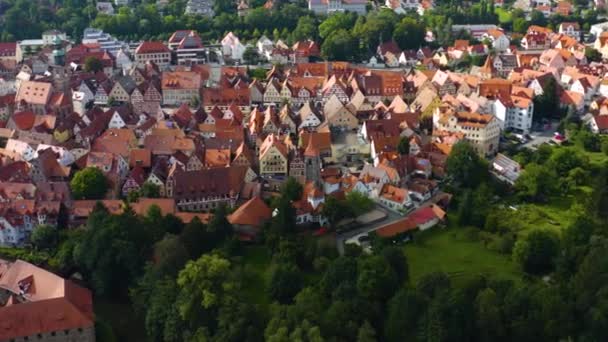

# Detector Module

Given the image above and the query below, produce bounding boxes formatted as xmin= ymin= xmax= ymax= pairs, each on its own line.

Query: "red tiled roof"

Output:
xmin=11 ymin=111 xmax=36 ymax=131
xmin=135 ymin=41 xmax=170 ymax=54
xmin=375 ymin=217 xmax=417 ymax=237
xmin=0 ymin=42 xmax=16 ymax=57
xmin=594 ymin=115 xmax=608 ymax=130
xmin=0 ymin=298 xmax=94 ymax=340
xmin=409 ymin=206 xmax=438 ymax=225
xmin=228 ymin=196 xmax=272 ymax=227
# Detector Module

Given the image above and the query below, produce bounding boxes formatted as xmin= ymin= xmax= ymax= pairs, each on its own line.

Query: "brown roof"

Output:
xmin=16 ymin=81 xmax=52 ymax=106
xmin=228 ymin=196 xmax=272 ymax=227
xmin=375 ymin=217 xmax=417 ymax=237
xmin=135 ymin=41 xmax=171 ymax=54
xmin=132 ymin=198 xmax=176 ymax=216
xmin=174 ymin=212 xmax=212 ymax=224
xmin=299 ymin=131 xmax=331 ymax=152
xmin=129 ymin=148 xmax=152 ymax=168
xmin=71 ymin=200 xmax=124 ymax=217
xmin=11 ymin=111 xmax=36 ymax=131
xmin=171 ymin=166 xmax=247 ymax=201
xmin=259 ymin=134 xmax=288 ymax=159
xmin=0 ymin=297 xmax=94 ymax=340
xmin=0 ymin=259 xmax=94 ymax=340
xmin=162 ymin=71 xmax=202 ymax=90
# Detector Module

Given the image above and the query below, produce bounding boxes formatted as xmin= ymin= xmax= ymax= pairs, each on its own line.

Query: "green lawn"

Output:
xmin=503 ymin=195 xmax=576 ymax=235
xmin=404 ymin=228 xmax=520 ymax=285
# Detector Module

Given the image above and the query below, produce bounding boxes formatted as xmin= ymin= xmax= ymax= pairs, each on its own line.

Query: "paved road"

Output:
xmin=336 ymin=205 xmax=403 ymax=254
xmin=335 ymin=193 xmax=446 ymax=254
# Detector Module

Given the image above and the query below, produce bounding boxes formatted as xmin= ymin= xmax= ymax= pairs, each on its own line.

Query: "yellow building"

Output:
xmin=259 ymin=133 xmax=289 ymax=176
xmin=433 ymin=106 xmax=501 ymax=156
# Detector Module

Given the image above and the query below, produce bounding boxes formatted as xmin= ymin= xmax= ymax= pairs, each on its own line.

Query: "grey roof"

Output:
xmin=492 ymin=153 xmax=521 ymax=184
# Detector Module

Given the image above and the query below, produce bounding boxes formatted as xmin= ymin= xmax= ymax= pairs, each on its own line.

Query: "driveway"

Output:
xmin=336 ymin=193 xmax=447 ymax=254
xmin=521 ymin=127 xmax=556 ymax=150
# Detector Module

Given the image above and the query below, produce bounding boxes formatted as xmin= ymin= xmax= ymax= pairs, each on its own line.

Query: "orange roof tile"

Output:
xmin=228 ymin=196 xmax=272 ymax=227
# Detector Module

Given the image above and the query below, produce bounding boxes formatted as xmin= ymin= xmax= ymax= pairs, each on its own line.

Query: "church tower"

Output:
xmin=51 ymin=35 xmax=65 ymax=66
xmin=304 ymin=138 xmax=321 ymax=187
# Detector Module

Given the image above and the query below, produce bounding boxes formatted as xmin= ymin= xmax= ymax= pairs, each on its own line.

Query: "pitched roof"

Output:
xmin=132 ymin=198 xmax=176 ymax=216
xmin=135 ymin=41 xmax=171 ymax=54
xmin=228 ymin=196 xmax=272 ymax=227
xmin=375 ymin=217 xmax=417 ymax=237
xmin=259 ymin=134 xmax=288 ymax=160
xmin=0 ymin=259 xmax=94 ymax=340
xmin=11 ymin=111 xmax=36 ymax=131
xmin=0 ymin=297 xmax=94 ymax=340
xmin=129 ymin=148 xmax=152 ymax=168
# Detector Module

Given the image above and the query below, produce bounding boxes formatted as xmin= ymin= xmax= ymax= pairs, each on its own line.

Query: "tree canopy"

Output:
xmin=446 ymin=141 xmax=488 ymax=188
xmin=70 ymin=167 xmax=109 ymax=200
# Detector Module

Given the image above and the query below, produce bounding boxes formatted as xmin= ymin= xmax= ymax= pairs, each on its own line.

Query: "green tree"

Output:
xmin=153 ymin=234 xmax=190 ymax=278
xmin=357 ymin=321 xmax=377 ymax=342
xmin=475 ymin=288 xmax=505 ymax=340
xmin=547 ymin=147 xmax=588 ymax=177
xmin=446 ymin=141 xmax=488 ymax=188
xmin=513 ymin=229 xmax=560 ymax=275
xmin=573 ymin=128 xmax=601 ymax=152
xmin=74 ymin=205 xmax=153 ymax=295
xmin=515 ymin=163 xmax=557 ymax=202
xmin=243 ymin=46 xmax=261 ymax=65
xmin=179 ymin=217 xmax=208 ymax=259
xmin=381 ymin=246 xmax=409 ymax=283
xmin=292 ymin=16 xmax=318 ymax=42
xmin=214 ymin=301 xmax=265 ymax=342
xmin=529 ymin=10 xmax=547 ymax=26
xmin=84 ymin=56 xmax=104 ymax=73
xmin=321 ymin=196 xmax=349 ymax=228
xmin=281 ymin=177 xmax=303 ymax=201
xmin=585 ymin=47 xmax=602 ymax=63
xmin=271 ymin=196 xmax=297 ymax=236
xmin=140 ymin=181 xmax=161 ymax=198
xmin=345 ymin=191 xmax=374 ymax=215
xmin=602 ymin=139 xmax=608 ymax=155
xmin=268 ymin=263 xmax=303 ymax=304
xmin=321 ymin=29 xmax=358 ymax=61
xmin=70 ymin=167 xmax=108 ymax=200
xmin=393 ymin=17 xmax=425 ymax=50
xmin=533 ymin=77 xmax=558 ymax=122
xmin=385 ymin=288 xmax=427 ymax=342
xmin=176 ymin=254 xmax=236 ymax=329
xmin=319 ymin=12 xmax=357 ymax=39
xmin=30 ymin=224 xmax=58 ymax=251
xmin=397 ymin=136 xmax=410 ymax=155
xmin=357 ymin=255 xmax=399 ymax=301
xmin=320 ymin=257 xmax=358 ymax=298
xmin=131 ymin=275 xmax=184 ymax=342
xmin=127 ymin=190 xmax=140 ymax=203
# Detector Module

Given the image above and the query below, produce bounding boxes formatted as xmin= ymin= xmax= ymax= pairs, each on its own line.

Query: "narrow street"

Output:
xmin=335 ymin=192 xmax=447 ymax=254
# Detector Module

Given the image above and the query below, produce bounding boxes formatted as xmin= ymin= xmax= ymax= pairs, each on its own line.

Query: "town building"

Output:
xmin=308 ymin=0 xmax=368 ymax=15
xmin=433 ymin=106 xmax=501 ymax=156
xmin=161 ymin=71 xmax=201 ymax=106
xmin=134 ymin=41 xmax=172 ymax=68
xmin=82 ymin=28 xmax=128 ymax=57
xmin=0 ymin=259 xmax=95 ymax=342
xmin=185 ymin=0 xmax=215 ymax=16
